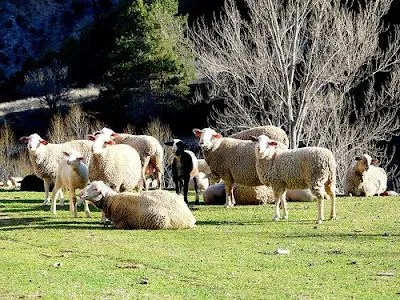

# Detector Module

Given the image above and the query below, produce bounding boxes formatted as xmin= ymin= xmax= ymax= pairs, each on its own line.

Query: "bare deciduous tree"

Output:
xmin=24 ymin=60 xmax=69 ymax=113
xmin=190 ymin=0 xmax=400 ymax=191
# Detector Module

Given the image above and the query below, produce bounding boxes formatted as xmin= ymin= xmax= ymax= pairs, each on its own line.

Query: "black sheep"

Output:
xmin=165 ymin=139 xmax=200 ymax=205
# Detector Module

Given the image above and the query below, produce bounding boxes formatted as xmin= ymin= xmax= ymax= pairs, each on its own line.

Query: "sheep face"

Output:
xmin=165 ymin=139 xmax=187 ymax=155
xmin=20 ymin=133 xmax=48 ymax=152
xmin=79 ymin=181 xmax=108 ymax=205
xmin=91 ymin=134 xmax=115 ymax=154
xmin=192 ymin=128 xmax=222 ymax=151
xmin=63 ymin=150 xmax=84 ymax=167
xmin=254 ymin=135 xmax=279 ymax=159
xmin=355 ymin=154 xmax=372 ymax=174
xmin=95 ymin=127 xmax=117 ymax=137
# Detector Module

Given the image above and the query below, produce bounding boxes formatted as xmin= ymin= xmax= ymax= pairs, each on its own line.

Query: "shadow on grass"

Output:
xmin=0 ymin=217 xmax=110 ymax=231
xmin=0 ymin=199 xmax=44 ymax=204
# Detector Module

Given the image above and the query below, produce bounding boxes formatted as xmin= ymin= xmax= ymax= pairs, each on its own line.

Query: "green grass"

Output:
xmin=0 ymin=190 xmax=399 ymax=299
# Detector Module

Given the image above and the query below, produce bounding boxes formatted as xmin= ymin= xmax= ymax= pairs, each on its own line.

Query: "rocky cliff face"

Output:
xmin=0 ymin=0 xmax=119 ymax=80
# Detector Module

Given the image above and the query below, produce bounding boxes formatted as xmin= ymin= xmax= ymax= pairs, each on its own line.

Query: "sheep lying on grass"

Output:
xmin=343 ymin=154 xmax=387 ymax=196
xmin=203 ymin=182 xmax=275 ymax=205
xmin=50 ymin=150 xmax=90 ymax=217
xmin=79 ymin=181 xmax=196 ymax=230
xmin=165 ymin=139 xmax=200 ymax=204
xmin=252 ymin=135 xmax=337 ymax=224
xmin=19 ymin=134 xmax=93 ymax=205
xmin=95 ymin=127 xmax=164 ymax=190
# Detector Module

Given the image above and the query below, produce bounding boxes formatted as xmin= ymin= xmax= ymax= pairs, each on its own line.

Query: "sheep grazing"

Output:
xmin=87 ymin=133 xmax=142 ymax=193
xmin=192 ymin=127 xmax=288 ymax=207
xmin=230 ymin=125 xmax=289 ymax=147
xmin=252 ymin=135 xmax=337 ymax=224
xmin=19 ymin=134 xmax=93 ymax=205
xmin=50 ymin=150 xmax=91 ymax=217
xmin=79 ymin=181 xmax=196 ymax=229
xmin=203 ymin=182 xmax=275 ymax=205
xmin=94 ymin=127 xmax=164 ymax=190
xmin=343 ymin=154 xmax=387 ymax=196
xmin=164 ymin=139 xmax=200 ymax=205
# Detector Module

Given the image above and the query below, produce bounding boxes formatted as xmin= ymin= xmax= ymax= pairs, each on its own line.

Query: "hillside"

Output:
xmin=0 ymin=0 xmax=120 ymax=81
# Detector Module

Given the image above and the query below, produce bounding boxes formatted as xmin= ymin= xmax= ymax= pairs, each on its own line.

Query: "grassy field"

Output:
xmin=0 ymin=190 xmax=398 ymax=299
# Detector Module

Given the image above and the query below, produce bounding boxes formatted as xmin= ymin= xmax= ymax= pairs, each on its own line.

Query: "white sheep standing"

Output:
xmin=50 ymin=150 xmax=91 ymax=217
xmin=192 ymin=127 xmax=288 ymax=207
xmin=87 ymin=133 xmax=142 ymax=192
xmin=252 ymin=135 xmax=337 ymax=224
xmin=95 ymin=127 xmax=164 ymax=190
xmin=19 ymin=134 xmax=93 ymax=205
xmin=79 ymin=181 xmax=196 ymax=229
xmin=342 ymin=154 xmax=387 ymax=196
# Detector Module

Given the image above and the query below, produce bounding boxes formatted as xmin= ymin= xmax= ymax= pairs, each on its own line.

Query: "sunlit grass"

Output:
xmin=0 ymin=190 xmax=399 ymax=299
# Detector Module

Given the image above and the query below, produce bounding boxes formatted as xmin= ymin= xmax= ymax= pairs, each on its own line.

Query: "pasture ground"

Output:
xmin=0 ymin=190 xmax=398 ymax=299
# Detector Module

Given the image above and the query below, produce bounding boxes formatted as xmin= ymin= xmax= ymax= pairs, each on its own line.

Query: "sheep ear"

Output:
xmin=249 ymin=135 xmax=258 ymax=141
xmin=111 ymin=132 xmax=118 ymax=137
xmin=192 ymin=128 xmax=202 ymax=137
xmin=268 ymin=141 xmax=278 ymax=147
xmin=105 ymin=140 xmax=115 ymax=145
xmin=63 ymin=151 xmax=70 ymax=158
xmin=164 ymin=141 xmax=173 ymax=146
xmin=213 ymin=133 xmax=222 ymax=139
xmin=40 ymin=139 xmax=48 ymax=145
xmin=19 ymin=136 xmax=29 ymax=143
xmin=93 ymin=131 xmax=101 ymax=136
xmin=371 ymin=159 xmax=379 ymax=166
xmin=87 ymin=134 xmax=96 ymax=141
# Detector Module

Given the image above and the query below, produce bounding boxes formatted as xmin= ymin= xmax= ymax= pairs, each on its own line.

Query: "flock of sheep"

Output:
xmin=17 ymin=125 xmax=390 ymax=229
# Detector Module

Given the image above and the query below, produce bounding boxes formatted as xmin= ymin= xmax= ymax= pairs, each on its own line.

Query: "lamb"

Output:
xmin=164 ymin=139 xmax=200 ymax=204
xmin=192 ymin=127 xmax=288 ymax=207
xmin=203 ymin=182 xmax=275 ymax=205
xmin=79 ymin=181 xmax=196 ymax=229
xmin=252 ymin=135 xmax=337 ymax=224
xmin=50 ymin=150 xmax=91 ymax=217
xmin=94 ymin=127 xmax=164 ymax=190
xmin=87 ymin=133 xmax=142 ymax=193
xmin=19 ymin=134 xmax=93 ymax=205
xmin=342 ymin=154 xmax=387 ymax=196
xmin=230 ymin=125 xmax=289 ymax=146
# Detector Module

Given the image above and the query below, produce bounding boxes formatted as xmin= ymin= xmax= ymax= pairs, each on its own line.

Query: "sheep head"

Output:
xmin=19 ymin=133 xmax=48 ymax=152
xmin=192 ymin=128 xmax=222 ymax=151
xmin=354 ymin=154 xmax=372 ymax=175
xmin=165 ymin=139 xmax=187 ymax=155
xmin=90 ymin=133 xmax=116 ymax=154
xmin=63 ymin=150 xmax=84 ymax=166
xmin=251 ymin=135 xmax=279 ymax=160
xmin=79 ymin=181 xmax=110 ymax=208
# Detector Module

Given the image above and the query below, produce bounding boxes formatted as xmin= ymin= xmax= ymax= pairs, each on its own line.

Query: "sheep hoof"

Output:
xmin=273 ymin=216 xmax=280 ymax=221
xmin=330 ymin=215 xmax=336 ymax=220
xmin=316 ymin=219 xmax=323 ymax=224
xmin=283 ymin=215 xmax=288 ymax=220
xmin=42 ymin=200 xmax=50 ymax=206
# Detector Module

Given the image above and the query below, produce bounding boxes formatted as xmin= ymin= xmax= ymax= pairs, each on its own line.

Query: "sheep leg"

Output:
xmin=325 ymin=181 xmax=336 ymax=220
xmin=43 ymin=179 xmax=51 ymax=205
xmin=50 ymin=182 xmax=62 ymax=215
xmin=183 ymin=175 xmax=190 ymax=204
xmin=273 ymin=189 xmax=284 ymax=221
xmin=224 ymin=181 xmax=235 ymax=208
xmin=193 ymin=176 xmax=200 ymax=205
xmin=58 ymin=188 xmax=65 ymax=207
xmin=84 ymin=200 xmax=92 ymax=218
xmin=155 ymin=167 xmax=163 ymax=189
xmin=311 ymin=186 xmax=325 ymax=224
xmin=281 ymin=190 xmax=288 ymax=220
